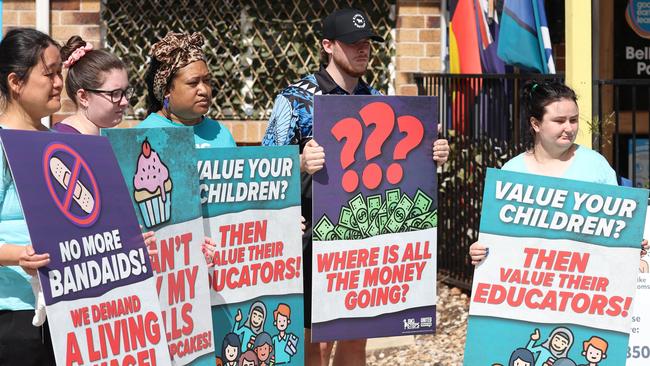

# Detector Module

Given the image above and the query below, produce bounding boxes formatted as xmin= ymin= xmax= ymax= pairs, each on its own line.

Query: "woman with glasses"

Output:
xmin=54 ymin=35 xmax=158 ymax=277
xmin=138 ymin=32 xmax=236 ymax=148
xmin=53 ymin=36 xmax=133 ymax=134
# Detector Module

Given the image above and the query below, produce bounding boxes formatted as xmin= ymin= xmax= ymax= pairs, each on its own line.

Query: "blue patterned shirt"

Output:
xmin=262 ymin=68 xmax=381 ymax=146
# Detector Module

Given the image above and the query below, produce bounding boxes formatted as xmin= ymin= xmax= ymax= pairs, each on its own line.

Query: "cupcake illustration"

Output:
xmin=133 ymin=139 xmax=173 ymax=228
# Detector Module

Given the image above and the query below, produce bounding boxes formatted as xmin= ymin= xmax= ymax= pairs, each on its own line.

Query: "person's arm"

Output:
xmin=262 ymin=95 xmax=295 ymax=147
xmin=0 ymin=244 xmax=50 ymax=275
xmin=526 ymin=329 xmax=542 ymax=351
xmin=233 ymin=309 xmax=244 ymax=334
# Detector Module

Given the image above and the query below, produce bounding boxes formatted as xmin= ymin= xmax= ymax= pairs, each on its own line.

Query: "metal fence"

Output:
xmin=100 ymin=0 xmax=396 ymax=121
xmin=595 ymin=79 xmax=650 ymax=188
xmin=416 ymin=73 xmax=564 ymax=289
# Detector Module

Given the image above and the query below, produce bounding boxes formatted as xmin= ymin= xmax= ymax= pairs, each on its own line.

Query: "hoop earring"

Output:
xmin=163 ymin=97 xmax=169 ymax=110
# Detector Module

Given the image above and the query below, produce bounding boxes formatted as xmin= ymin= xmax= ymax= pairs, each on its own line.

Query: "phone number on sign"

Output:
xmin=628 ymin=345 xmax=650 ymax=359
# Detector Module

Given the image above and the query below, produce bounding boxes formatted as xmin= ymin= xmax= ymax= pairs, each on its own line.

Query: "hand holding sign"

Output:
xmin=301 ymin=139 xmax=325 ymax=175
xmin=18 ymin=245 xmax=50 ymax=275
xmin=432 ymin=138 xmax=449 ymax=164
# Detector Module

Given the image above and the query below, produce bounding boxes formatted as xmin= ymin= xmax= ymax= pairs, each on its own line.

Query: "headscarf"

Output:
xmin=244 ymin=301 xmax=267 ymax=335
xmin=150 ymin=32 xmax=205 ymax=102
xmin=540 ymin=327 xmax=574 ymax=358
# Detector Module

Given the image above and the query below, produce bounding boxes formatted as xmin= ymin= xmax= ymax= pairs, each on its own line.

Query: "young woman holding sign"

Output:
xmin=469 ymin=81 xmax=647 ymax=263
xmin=0 ymin=27 xmax=61 ymax=365
xmin=55 ymin=35 xmax=158 ymax=256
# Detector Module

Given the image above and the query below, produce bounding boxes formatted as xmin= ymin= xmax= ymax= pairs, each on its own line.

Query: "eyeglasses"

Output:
xmin=85 ymin=86 xmax=135 ymax=103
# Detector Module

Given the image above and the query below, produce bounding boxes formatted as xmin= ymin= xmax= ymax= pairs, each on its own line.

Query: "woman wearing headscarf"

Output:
xmin=138 ymin=32 xmax=235 ymax=148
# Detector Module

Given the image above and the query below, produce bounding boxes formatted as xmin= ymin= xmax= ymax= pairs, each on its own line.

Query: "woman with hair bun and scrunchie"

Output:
xmin=54 ymin=35 xmax=159 ymax=268
xmin=469 ymin=81 xmax=648 ymax=264
xmin=53 ymin=35 xmax=133 ymax=135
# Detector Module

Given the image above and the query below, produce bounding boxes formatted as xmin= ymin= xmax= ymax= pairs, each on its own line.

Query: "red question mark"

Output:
xmin=359 ymin=102 xmax=395 ymax=189
xmin=387 ymin=115 xmax=424 ymax=184
xmin=401 ymin=284 xmax=409 ymax=302
xmin=331 ymin=117 xmax=363 ymax=192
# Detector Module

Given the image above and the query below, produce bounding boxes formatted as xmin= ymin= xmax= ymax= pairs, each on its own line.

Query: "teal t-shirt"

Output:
xmin=272 ymin=332 xmax=293 ymax=364
xmin=0 ymin=148 xmax=35 ymax=311
xmin=137 ymin=113 xmax=236 ymax=148
xmin=502 ymin=145 xmax=618 ymax=185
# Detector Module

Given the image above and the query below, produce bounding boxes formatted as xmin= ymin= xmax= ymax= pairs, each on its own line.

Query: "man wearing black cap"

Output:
xmin=262 ymin=8 xmax=449 ymax=366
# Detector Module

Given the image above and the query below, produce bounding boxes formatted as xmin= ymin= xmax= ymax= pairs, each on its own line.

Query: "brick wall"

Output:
xmin=2 ymin=1 xmax=36 ymax=33
xmin=395 ymin=0 xmax=442 ymax=96
xmin=1 ymin=1 xmax=443 ymax=143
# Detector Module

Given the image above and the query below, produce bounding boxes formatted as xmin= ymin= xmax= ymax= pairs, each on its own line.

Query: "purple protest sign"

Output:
xmin=0 ymin=130 xmax=171 ymax=366
xmin=311 ymin=95 xmax=439 ymax=341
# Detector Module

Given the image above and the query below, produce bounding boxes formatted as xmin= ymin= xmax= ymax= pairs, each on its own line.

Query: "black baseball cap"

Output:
xmin=322 ymin=8 xmax=385 ymax=44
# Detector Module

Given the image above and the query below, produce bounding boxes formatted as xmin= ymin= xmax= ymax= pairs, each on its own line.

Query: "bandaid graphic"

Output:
xmin=49 ymin=156 xmax=95 ymax=214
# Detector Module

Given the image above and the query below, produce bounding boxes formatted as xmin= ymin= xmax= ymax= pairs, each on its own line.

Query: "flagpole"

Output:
xmin=565 ymin=0 xmax=593 ymax=148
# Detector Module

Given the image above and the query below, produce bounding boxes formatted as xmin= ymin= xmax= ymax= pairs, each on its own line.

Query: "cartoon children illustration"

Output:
xmin=222 ymin=333 xmax=242 ymax=366
xmin=234 ymin=301 xmax=267 ymax=351
xmin=509 ymin=348 xmax=535 ymax=366
xmin=253 ymin=332 xmax=275 ymax=366
xmin=579 ymin=336 xmax=607 ymax=366
xmin=527 ymin=327 xmax=574 ymax=366
xmin=271 ymin=304 xmax=298 ymax=364
xmin=238 ymin=351 xmax=259 ymax=366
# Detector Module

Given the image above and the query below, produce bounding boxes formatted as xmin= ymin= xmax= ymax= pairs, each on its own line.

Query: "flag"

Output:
xmin=497 ymin=0 xmax=555 ymax=74
xmin=475 ymin=0 xmax=506 ymax=74
xmin=449 ymin=0 xmax=482 ymax=74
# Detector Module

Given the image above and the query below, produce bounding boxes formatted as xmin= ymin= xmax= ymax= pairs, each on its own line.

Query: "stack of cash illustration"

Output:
xmin=313 ymin=188 xmax=437 ymax=241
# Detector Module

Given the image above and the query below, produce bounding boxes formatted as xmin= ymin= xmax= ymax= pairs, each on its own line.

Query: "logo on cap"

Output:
xmin=353 ymin=14 xmax=366 ymax=29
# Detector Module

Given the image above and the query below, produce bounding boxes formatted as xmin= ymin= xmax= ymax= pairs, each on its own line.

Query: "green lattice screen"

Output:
xmin=101 ymin=0 xmax=396 ymax=120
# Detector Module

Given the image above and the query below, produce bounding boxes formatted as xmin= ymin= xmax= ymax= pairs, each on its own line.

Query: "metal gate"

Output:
xmin=101 ymin=0 xmax=396 ymax=121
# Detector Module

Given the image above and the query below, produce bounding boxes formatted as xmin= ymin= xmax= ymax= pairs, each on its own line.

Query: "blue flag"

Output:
xmin=497 ymin=0 xmax=555 ymax=73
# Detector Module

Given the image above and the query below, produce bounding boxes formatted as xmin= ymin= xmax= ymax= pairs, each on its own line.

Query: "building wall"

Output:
xmin=1 ymin=0 xmax=443 ymax=143
xmin=394 ymin=0 xmax=442 ymax=96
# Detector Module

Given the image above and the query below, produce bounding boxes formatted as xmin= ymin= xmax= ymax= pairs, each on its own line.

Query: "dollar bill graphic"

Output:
xmin=404 ymin=212 xmax=430 ymax=230
xmin=385 ymin=188 xmax=401 ymax=217
xmin=338 ymin=206 xmax=358 ymax=230
xmin=367 ymin=194 xmax=382 ymax=223
xmin=385 ymin=195 xmax=414 ymax=233
xmin=349 ymin=193 xmax=369 ymax=234
xmin=419 ymin=210 xmax=438 ymax=229
xmin=314 ymin=215 xmax=339 ymax=241
xmin=335 ymin=225 xmax=363 ymax=240
xmin=409 ymin=189 xmax=433 ymax=218
xmin=368 ymin=201 xmax=388 ymax=236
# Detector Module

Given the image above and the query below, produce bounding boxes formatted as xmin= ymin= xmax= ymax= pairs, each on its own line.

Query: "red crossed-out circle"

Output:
xmin=42 ymin=142 xmax=101 ymax=227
